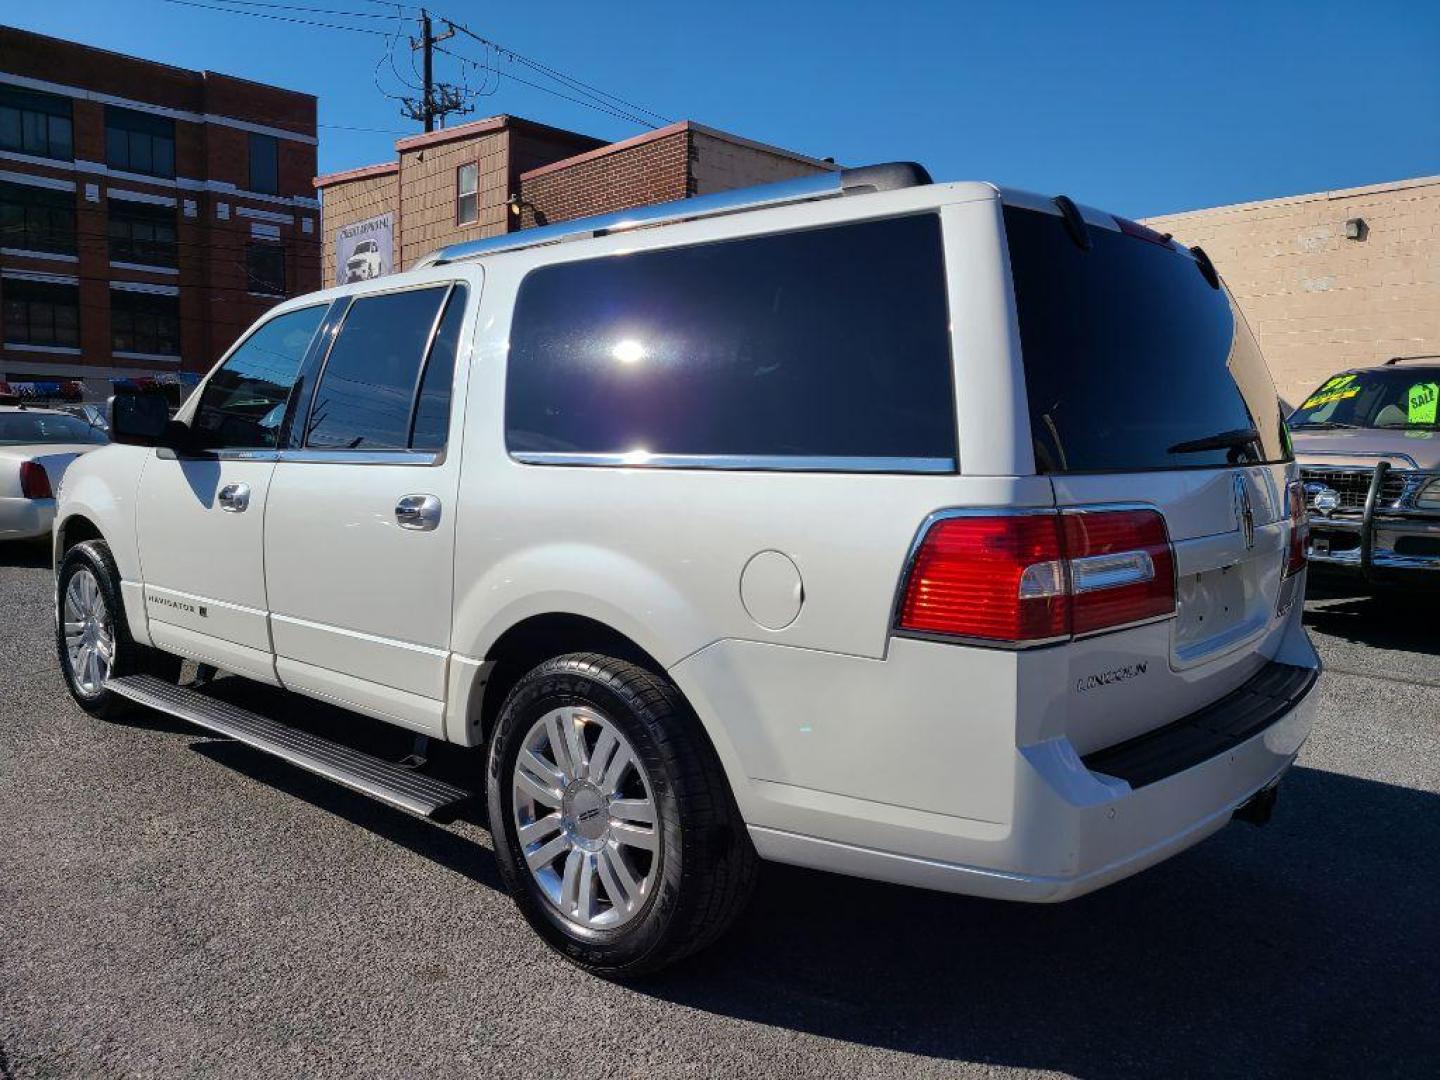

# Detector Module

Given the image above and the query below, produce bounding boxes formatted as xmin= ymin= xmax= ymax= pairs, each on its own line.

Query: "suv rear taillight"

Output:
xmin=1064 ymin=510 xmax=1176 ymax=635
xmin=1284 ymin=480 xmax=1308 ymax=577
xmin=896 ymin=509 xmax=1176 ymax=646
xmin=19 ymin=461 xmax=52 ymax=499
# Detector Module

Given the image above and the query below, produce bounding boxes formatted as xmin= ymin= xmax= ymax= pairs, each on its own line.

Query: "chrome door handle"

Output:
xmin=218 ymin=483 xmax=250 ymax=513
xmin=395 ymin=494 xmax=441 ymax=531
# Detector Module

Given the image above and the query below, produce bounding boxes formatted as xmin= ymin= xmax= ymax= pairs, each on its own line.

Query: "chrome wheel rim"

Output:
xmin=511 ymin=706 xmax=659 ymax=931
xmin=63 ymin=568 xmax=114 ymax=697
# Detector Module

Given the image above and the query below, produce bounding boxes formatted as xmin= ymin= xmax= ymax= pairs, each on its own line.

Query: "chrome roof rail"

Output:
xmin=415 ymin=162 xmax=931 ymax=268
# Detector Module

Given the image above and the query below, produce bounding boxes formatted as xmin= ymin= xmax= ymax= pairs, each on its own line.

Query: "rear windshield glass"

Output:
xmin=505 ymin=214 xmax=956 ymax=467
xmin=1005 ymin=206 xmax=1289 ymax=473
xmin=0 ymin=412 xmax=106 ymax=445
xmin=1290 ymin=367 xmax=1440 ymax=431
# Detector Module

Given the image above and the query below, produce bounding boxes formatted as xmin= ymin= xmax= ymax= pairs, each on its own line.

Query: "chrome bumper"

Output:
xmin=1306 ymin=461 xmax=1440 ymax=578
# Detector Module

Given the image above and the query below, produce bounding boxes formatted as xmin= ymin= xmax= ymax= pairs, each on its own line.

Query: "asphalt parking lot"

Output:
xmin=1 ymin=544 xmax=1437 ymax=1080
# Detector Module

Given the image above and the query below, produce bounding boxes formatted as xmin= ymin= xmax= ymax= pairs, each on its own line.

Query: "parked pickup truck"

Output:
xmin=52 ymin=164 xmax=1319 ymax=976
xmin=1290 ymin=356 xmax=1440 ymax=585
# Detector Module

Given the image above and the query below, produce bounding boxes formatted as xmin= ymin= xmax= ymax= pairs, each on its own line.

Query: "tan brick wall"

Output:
xmin=318 ymin=170 xmax=398 ymax=288
xmin=397 ymin=130 xmax=510 ymax=269
xmin=1144 ymin=176 xmax=1440 ymax=403
xmin=689 ymin=129 xmax=832 ymax=195
xmin=519 ymin=130 xmax=690 ymax=228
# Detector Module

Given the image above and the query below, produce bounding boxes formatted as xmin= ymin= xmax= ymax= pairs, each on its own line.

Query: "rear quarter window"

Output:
xmin=504 ymin=214 xmax=957 ymax=468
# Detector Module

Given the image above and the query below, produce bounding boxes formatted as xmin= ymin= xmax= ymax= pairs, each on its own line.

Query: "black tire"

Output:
xmin=55 ymin=540 xmax=181 ymax=719
xmin=486 ymin=652 xmax=757 ymax=978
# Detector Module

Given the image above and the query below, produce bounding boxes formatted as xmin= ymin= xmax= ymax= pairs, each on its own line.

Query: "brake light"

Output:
xmin=898 ymin=515 xmax=1069 ymax=642
xmin=1064 ymin=510 xmax=1176 ymax=635
xmin=1284 ymin=480 xmax=1308 ymax=577
xmin=19 ymin=461 xmax=52 ymax=499
xmin=897 ymin=509 xmax=1176 ymax=645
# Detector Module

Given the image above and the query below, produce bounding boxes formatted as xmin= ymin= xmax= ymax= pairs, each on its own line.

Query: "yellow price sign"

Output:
xmin=1301 ymin=387 xmax=1361 ymax=409
xmin=1408 ymin=382 xmax=1438 ymax=425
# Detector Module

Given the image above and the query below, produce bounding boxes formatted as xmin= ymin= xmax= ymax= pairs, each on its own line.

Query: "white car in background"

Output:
xmin=0 ymin=406 xmax=106 ymax=541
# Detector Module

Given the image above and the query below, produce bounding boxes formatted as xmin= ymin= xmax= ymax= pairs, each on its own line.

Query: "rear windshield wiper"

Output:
xmin=1166 ymin=428 xmax=1261 ymax=455
xmin=1290 ymin=420 xmax=1362 ymax=430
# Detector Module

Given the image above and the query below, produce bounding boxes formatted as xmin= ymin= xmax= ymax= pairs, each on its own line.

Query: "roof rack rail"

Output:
xmin=416 ymin=161 xmax=932 ymax=268
xmin=1385 ymin=354 xmax=1440 ymax=365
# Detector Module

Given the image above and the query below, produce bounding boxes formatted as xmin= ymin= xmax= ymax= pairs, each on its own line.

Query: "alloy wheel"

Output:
xmin=511 ymin=706 xmax=659 ymax=931
xmin=63 ymin=568 xmax=114 ymax=697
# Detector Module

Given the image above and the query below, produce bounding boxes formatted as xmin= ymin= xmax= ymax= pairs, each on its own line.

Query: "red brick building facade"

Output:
xmin=0 ymin=27 xmax=319 ymax=397
xmin=316 ymin=117 xmax=835 ymax=286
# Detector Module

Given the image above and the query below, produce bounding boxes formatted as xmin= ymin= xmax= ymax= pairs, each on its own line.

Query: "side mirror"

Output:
xmin=108 ymin=393 xmax=173 ymax=447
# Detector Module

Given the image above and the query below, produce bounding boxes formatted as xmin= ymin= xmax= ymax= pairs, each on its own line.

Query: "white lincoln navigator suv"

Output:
xmin=53 ymin=164 xmax=1320 ymax=976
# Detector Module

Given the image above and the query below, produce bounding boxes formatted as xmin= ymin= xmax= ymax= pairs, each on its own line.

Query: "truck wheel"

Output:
xmin=487 ymin=652 xmax=757 ymax=978
xmin=56 ymin=540 xmax=181 ymax=719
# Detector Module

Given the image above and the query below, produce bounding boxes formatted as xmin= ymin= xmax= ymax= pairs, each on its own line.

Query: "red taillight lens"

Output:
xmin=19 ymin=461 xmax=52 ymax=499
xmin=1063 ymin=510 xmax=1176 ymax=635
xmin=897 ymin=509 xmax=1176 ymax=645
xmin=1285 ymin=480 xmax=1308 ymax=577
xmin=898 ymin=515 xmax=1069 ymax=642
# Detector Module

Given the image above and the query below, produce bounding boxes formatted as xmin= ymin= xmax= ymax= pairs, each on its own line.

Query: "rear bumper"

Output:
xmin=0 ymin=497 xmax=54 ymax=541
xmin=749 ymin=661 xmax=1317 ymax=902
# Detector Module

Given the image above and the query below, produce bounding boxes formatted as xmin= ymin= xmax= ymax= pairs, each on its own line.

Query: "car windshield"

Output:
xmin=1290 ymin=367 xmax=1440 ymax=430
xmin=0 ymin=411 xmax=108 ymax=445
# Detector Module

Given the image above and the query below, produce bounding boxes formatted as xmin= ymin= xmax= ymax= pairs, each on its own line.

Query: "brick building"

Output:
xmin=315 ymin=117 xmax=835 ymax=287
xmin=1144 ymin=175 xmax=1440 ymax=403
xmin=0 ymin=26 xmax=319 ymax=397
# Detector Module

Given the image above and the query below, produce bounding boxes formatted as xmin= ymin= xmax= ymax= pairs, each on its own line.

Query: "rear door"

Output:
xmin=262 ymin=280 xmax=472 ymax=737
xmin=1002 ymin=201 xmax=1297 ymax=752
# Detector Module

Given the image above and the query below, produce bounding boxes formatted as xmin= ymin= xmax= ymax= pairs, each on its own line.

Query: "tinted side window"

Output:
xmin=410 ymin=286 xmax=468 ymax=452
xmin=193 ymin=305 xmax=326 ymax=449
xmin=306 ymin=287 xmax=448 ymax=450
xmin=505 ymin=215 xmax=956 ymax=464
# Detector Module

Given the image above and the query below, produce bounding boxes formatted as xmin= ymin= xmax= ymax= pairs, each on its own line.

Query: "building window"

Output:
xmin=108 ymin=199 xmax=178 ymax=267
xmin=249 ymin=133 xmax=279 ymax=195
xmin=111 ymin=289 xmax=180 ymax=357
xmin=245 ymin=242 xmax=286 ymax=296
xmin=105 ymin=106 xmax=176 ymax=178
xmin=0 ymin=86 xmax=74 ymax=161
xmin=0 ymin=182 xmax=76 ymax=255
xmin=457 ymin=163 xmax=478 ymax=225
xmin=3 ymin=279 xmax=80 ymax=348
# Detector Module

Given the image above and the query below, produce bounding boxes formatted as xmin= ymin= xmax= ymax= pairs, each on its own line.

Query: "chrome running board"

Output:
xmin=105 ymin=674 xmax=473 ymax=822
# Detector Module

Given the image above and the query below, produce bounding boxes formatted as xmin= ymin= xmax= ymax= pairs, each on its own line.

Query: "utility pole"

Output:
xmin=420 ymin=10 xmax=434 ymax=132
xmin=403 ymin=10 xmax=468 ymax=132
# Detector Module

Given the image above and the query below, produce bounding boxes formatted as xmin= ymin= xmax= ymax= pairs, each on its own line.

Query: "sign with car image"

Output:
xmin=336 ymin=212 xmax=393 ymax=284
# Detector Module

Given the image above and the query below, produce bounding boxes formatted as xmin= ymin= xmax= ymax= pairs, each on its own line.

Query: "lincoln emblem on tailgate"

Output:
xmin=1233 ymin=474 xmax=1255 ymax=550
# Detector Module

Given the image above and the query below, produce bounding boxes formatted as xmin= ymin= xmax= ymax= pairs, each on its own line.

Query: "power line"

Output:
xmin=193 ymin=0 xmax=407 ymax=19
xmin=159 ymin=0 xmax=672 ymax=132
xmin=158 ymin=0 xmax=394 ymax=35
xmin=433 ymin=45 xmax=657 ymax=129
xmin=439 ymin=18 xmax=672 ymax=126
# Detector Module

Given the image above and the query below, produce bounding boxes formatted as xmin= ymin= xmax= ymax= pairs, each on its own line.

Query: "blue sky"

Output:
xmin=9 ymin=0 xmax=1438 ymax=215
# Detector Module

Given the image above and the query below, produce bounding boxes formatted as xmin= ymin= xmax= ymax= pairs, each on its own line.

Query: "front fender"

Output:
xmin=54 ymin=444 xmax=152 ymax=642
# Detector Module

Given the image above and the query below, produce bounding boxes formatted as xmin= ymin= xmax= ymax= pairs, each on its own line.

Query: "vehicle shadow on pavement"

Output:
xmin=638 ymin=766 xmax=1440 ymax=1079
xmin=182 ymin=674 xmax=505 ymax=893
xmin=0 ymin=540 xmax=50 ymax=569
xmin=1303 ymin=587 xmax=1440 ymax=656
